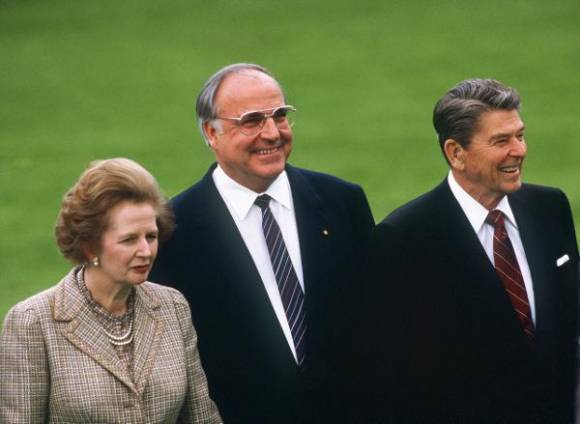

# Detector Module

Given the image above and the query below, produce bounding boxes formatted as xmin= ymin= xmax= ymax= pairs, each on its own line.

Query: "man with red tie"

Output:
xmin=365 ymin=79 xmax=578 ymax=423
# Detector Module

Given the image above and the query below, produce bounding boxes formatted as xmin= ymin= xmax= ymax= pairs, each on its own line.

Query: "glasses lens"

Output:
xmin=273 ymin=106 xmax=294 ymax=128
xmin=237 ymin=106 xmax=295 ymax=135
xmin=272 ymin=107 xmax=289 ymax=120
xmin=239 ymin=112 xmax=266 ymax=130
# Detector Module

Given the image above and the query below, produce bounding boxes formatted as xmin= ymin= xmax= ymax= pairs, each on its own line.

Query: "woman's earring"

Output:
xmin=91 ymin=257 xmax=100 ymax=267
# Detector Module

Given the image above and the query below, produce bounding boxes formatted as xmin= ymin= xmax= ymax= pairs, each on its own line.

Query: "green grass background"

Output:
xmin=1 ymin=0 xmax=579 ymax=321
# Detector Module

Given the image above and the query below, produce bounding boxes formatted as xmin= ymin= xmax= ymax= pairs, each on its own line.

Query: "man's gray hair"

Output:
xmin=195 ymin=63 xmax=282 ymax=145
xmin=433 ymin=79 xmax=521 ymax=157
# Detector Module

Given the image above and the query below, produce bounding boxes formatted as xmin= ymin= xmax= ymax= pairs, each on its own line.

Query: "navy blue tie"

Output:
xmin=255 ymin=194 xmax=306 ymax=366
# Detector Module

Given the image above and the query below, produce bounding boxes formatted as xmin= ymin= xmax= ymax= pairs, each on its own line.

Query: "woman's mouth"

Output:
xmin=132 ymin=265 xmax=150 ymax=273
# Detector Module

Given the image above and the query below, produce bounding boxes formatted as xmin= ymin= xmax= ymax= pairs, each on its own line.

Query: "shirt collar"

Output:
xmin=213 ymin=165 xmax=293 ymax=221
xmin=447 ymin=171 xmax=518 ymax=232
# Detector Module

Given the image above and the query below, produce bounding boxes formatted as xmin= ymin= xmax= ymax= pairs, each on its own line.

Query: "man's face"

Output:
xmin=205 ymin=70 xmax=293 ymax=193
xmin=452 ymin=109 xmax=527 ymax=209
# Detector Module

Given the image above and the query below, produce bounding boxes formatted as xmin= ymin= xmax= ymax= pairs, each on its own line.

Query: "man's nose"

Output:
xmin=510 ymin=137 xmax=527 ymax=156
xmin=260 ymin=117 xmax=281 ymax=140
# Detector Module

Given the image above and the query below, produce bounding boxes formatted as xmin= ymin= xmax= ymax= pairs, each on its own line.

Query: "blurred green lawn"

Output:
xmin=1 ymin=0 xmax=579 ymax=321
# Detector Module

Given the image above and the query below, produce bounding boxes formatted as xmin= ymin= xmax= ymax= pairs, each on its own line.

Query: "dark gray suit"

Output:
xmin=364 ymin=180 xmax=578 ymax=423
xmin=151 ymin=164 xmax=374 ymax=423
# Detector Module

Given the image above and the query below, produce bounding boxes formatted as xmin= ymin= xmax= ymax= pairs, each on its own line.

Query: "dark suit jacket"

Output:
xmin=151 ymin=164 xmax=374 ymax=423
xmin=364 ymin=180 xmax=578 ymax=424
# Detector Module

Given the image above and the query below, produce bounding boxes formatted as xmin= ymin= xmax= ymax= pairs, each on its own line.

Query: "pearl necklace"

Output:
xmin=104 ymin=321 xmax=134 ymax=346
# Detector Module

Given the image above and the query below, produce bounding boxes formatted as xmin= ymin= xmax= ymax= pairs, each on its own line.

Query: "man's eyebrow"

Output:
xmin=489 ymin=125 xmax=525 ymax=141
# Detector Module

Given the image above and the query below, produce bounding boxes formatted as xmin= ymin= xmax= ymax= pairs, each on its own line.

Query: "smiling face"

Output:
xmin=90 ymin=201 xmax=159 ymax=289
xmin=204 ymin=70 xmax=293 ymax=193
xmin=445 ymin=109 xmax=527 ymax=209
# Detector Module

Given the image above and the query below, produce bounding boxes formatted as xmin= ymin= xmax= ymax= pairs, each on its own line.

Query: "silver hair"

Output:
xmin=433 ymin=78 xmax=520 ymax=150
xmin=195 ymin=63 xmax=285 ymax=145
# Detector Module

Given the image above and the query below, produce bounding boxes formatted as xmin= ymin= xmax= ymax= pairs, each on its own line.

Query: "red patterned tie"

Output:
xmin=486 ymin=210 xmax=534 ymax=340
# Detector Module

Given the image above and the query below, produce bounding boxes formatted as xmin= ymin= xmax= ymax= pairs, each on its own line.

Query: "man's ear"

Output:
xmin=203 ymin=121 xmax=218 ymax=149
xmin=443 ymin=139 xmax=466 ymax=171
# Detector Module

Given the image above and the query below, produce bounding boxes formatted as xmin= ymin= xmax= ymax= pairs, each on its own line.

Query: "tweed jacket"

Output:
xmin=0 ymin=267 xmax=222 ymax=424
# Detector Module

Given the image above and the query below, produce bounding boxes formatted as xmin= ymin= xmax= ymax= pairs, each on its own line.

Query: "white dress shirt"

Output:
xmin=447 ymin=172 xmax=536 ymax=323
xmin=213 ymin=165 xmax=304 ymax=361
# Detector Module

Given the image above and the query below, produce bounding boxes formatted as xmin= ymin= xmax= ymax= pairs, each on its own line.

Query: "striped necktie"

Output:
xmin=255 ymin=194 xmax=306 ymax=366
xmin=486 ymin=210 xmax=534 ymax=340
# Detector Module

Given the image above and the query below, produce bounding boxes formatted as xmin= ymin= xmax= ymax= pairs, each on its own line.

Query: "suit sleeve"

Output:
xmin=173 ymin=292 xmax=223 ymax=424
xmin=0 ymin=307 xmax=50 ymax=423
xmin=557 ymin=188 xmax=579 ymax=262
xmin=354 ymin=220 xmax=419 ymax=422
xmin=555 ymin=189 xmax=579 ymax=341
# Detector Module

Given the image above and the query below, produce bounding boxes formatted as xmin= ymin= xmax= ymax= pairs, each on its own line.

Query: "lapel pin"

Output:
xmin=322 ymin=229 xmax=329 ymax=236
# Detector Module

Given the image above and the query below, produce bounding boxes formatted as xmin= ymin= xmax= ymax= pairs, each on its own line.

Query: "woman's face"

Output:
xmin=95 ymin=201 xmax=159 ymax=288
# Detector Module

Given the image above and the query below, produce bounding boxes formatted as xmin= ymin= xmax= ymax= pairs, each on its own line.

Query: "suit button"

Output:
xmin=123 ymin=401 xmax=134 ymax=409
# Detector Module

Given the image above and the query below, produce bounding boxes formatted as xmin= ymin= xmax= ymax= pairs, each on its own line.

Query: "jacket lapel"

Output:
xmin=508 ymin=191 xmax=552 ymax=339
xmin=432 ymin=181 xmax=530 ymax=339
xmin=435 ymin=181 xmax=545 ymax=346
xmin=431 ymin=180 xmax=498 ymax=281
xmin=191 ymin=167 xmax=298 ymax=362
xmin=193 ymin=167 xmax=267 ymax=292
xmin=285 ymin=165 xmax=329 ymax=296
xmin=53 ymin=269 xmax=137 ymax=393
xmin=132 ymin=284 xmax=164 ymax=397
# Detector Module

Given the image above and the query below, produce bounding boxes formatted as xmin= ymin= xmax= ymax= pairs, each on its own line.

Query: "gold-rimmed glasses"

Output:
xmin=216 ymin=105 xmax=296 ymax=136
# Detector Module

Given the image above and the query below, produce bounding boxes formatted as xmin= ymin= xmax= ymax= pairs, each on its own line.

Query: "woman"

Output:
xmin=0 ymin=158 xmax=222 ymax=423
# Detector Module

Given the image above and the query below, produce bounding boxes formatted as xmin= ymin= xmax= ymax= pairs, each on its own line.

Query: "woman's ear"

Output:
xmin=81 ymin=243 xmax=97 ymax=264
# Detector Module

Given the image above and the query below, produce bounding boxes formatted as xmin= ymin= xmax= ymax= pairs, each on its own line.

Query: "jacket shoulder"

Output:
xmin=170 ymin=178 xmax=209 ymax=215
xmin=139 ymin=282 xmax=189 ymax=306
xmin=511 ymin=183 xmax=572 ymax=218
xmin=138 ymin=283 xmax=192 ymax=327
xmin=288 ymin=165 xmax=364 ymax=193
xmin=515 ymin=182 xmax=566 ymax=200
xmin=287 ymin=166 xmax=373 ymax=225
xmin=5 ymin=285 xmax=57 ymax=316
xmin=2 ymin=284 xmax=58 ymax=331
xmin=381 ymin=185 xmax=443 ymax=228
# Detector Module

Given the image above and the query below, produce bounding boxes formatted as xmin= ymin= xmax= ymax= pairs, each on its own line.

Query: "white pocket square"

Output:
xmin=556 ymin=254 xmax=570 ymax=267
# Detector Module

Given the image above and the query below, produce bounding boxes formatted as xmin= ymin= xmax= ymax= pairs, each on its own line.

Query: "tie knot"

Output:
xmin=486 ymin=209 xmax=505 ymax=227
xmin=254 ymin=194 xmax=271 ymax=210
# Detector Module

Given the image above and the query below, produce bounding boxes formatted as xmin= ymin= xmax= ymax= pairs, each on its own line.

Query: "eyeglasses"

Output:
xmin=216 ymin=105 xmax=296 ymax=136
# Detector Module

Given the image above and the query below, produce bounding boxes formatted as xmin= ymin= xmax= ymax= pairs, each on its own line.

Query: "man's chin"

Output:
xmin=259 ymin=166 xmax=285 ymax=183
xmin=254 ymin=156 xmax=287 ymax=175
xmin=502 ymin=180 xmax=523 ymax=194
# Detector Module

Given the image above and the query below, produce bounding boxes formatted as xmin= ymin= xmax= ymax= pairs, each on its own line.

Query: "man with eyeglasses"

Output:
xmin=151 ymin=63 xmax=374 ymax=423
